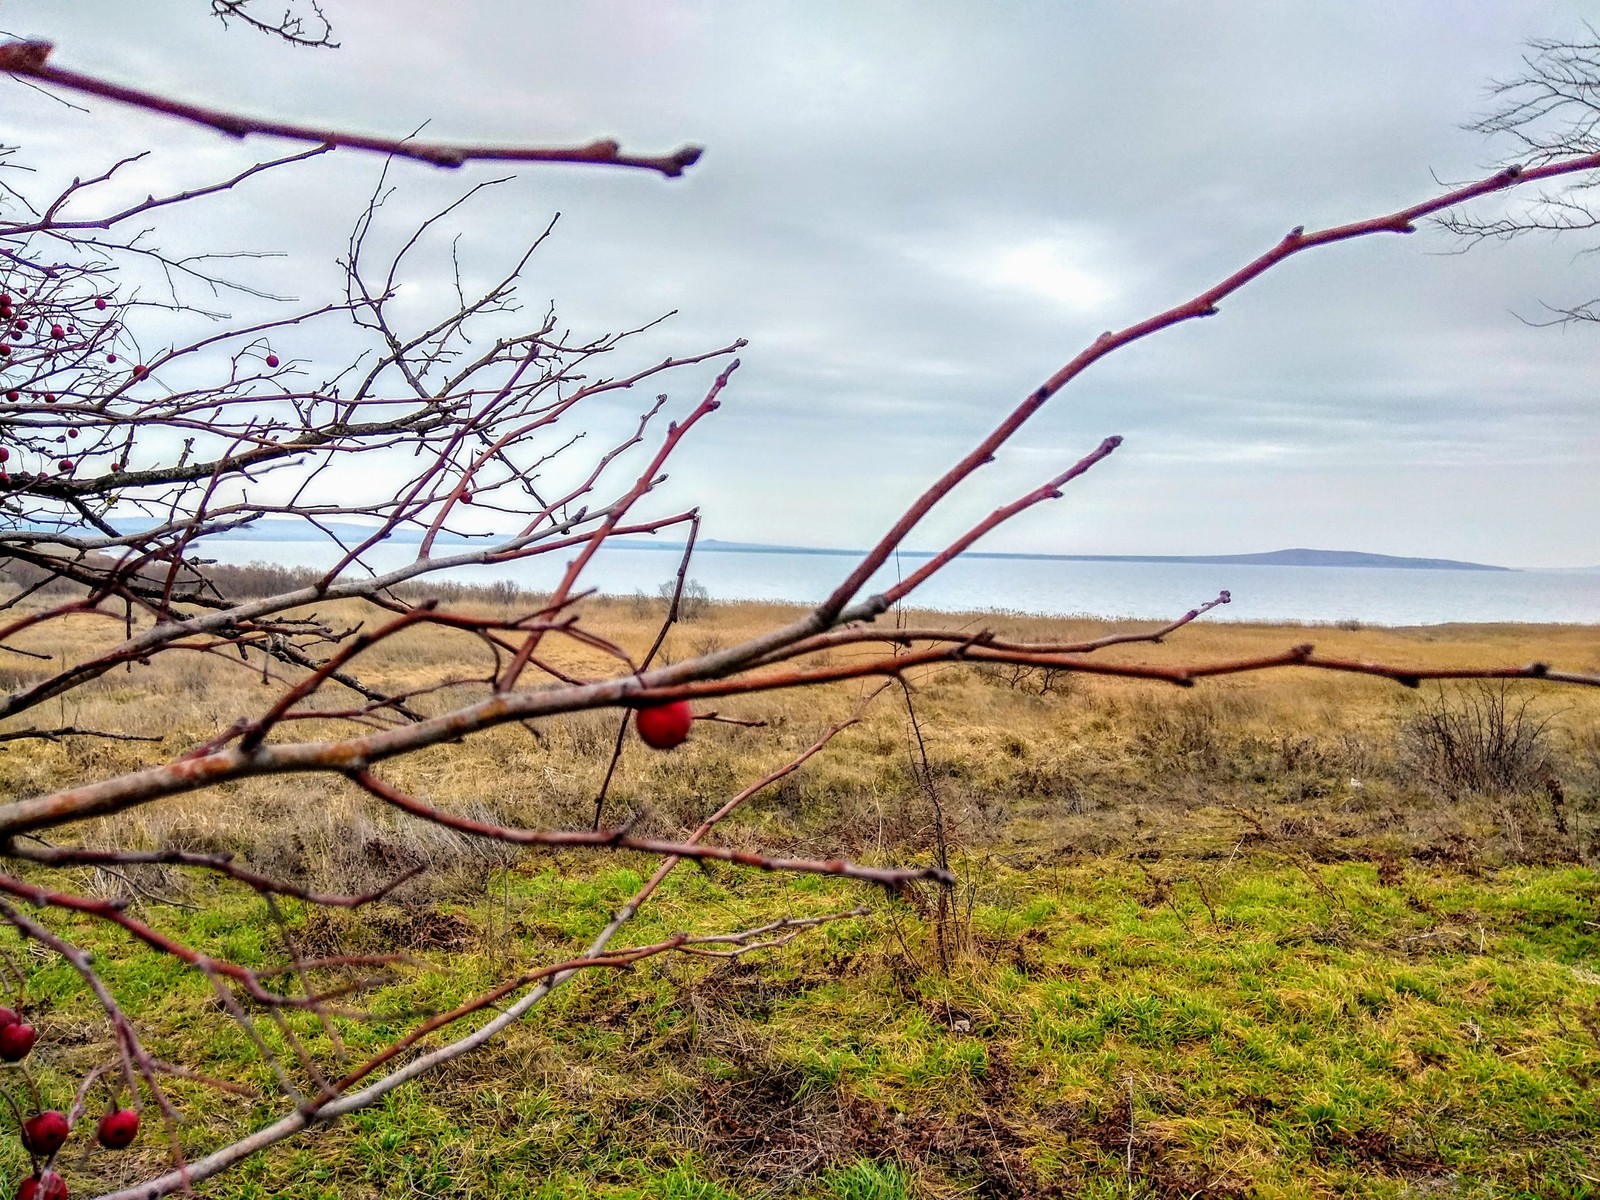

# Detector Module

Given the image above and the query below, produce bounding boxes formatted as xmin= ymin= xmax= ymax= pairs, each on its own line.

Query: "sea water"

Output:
xmin=195 ymin=538 xmax=1600 ymax=626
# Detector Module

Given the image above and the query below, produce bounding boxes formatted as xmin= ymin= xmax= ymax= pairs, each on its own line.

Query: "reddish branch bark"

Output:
xmin=0 ymin=41 xmax=703 ymax=177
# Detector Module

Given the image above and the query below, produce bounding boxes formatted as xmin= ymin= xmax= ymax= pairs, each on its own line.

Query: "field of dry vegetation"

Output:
xmin=1 ymin=585 xmax=1598 ymax=1198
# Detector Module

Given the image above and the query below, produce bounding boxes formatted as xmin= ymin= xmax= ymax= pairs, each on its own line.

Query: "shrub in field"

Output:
xmin=1401 ymin=681 xmax=1556 ymax=797
xmin=659 ymin=577 xmax=712 ymax=622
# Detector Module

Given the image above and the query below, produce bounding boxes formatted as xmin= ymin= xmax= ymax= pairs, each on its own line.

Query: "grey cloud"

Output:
xmin=5 ymin=0 xmax=1597 ymax=567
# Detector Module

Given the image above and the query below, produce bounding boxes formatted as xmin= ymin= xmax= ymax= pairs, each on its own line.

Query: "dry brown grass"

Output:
xmin=3 ymin=592 xmax=1597 ymax=900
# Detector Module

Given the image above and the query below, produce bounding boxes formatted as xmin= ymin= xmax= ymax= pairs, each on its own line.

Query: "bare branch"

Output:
xmin=0 ymin=41 xmax=703 ymax=177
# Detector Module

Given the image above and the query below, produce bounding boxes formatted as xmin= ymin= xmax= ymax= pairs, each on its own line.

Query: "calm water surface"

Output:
xmin=198 ymin=538 xmax=1600 ymax=626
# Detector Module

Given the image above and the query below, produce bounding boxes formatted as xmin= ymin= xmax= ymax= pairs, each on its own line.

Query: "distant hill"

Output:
xmin=183 ymin=524 xmax=1513 ymax=571
xmin=1037 ymin=548 xmax=1513 ymax=572
xmin=630 ymin=541 xmax=1513 ymax=572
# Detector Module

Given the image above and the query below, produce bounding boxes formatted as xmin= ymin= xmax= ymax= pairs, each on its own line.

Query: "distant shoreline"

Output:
xmin=607 ymin=540 xmax=1515 ymax=573
xmin=190 ymin=521 xmax=1524 ymax=572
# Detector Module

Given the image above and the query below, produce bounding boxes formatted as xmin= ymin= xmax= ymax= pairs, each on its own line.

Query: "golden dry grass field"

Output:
xmin=1 ymin=593 xmax=1598 ymax=1198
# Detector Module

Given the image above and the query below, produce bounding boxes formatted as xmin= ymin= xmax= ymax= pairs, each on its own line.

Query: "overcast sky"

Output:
xmin=5 ymin=1 xmax=1597 ymax=567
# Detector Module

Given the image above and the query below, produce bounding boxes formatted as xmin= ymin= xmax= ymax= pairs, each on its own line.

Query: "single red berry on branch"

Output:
xmin=265 ymin=353 xmax=280 ymax=368
xmin=94 ymin=297 xmax=107 ymax=311
xmin=56 ymin=459 xmax=73 ymax=474
xmin=49 ymin=325 xmax=64 ymax=340
xmin=0 ymin=1020 xmax=36 ymax=1060
xmin=15 ymin=1170 xmax=68 ymax=1200
xmin=105 ymin=353 xmax=116 ymax=364
xmin=130 ymin=364 xmax=147 ymax=380
xmin=635 ymin=700 xmax=694 ymax=750
xmin=20 ymin=1110 xmax=69 ymax=1156
xmin=95 ymin=1107 xmax=139 ymax=1150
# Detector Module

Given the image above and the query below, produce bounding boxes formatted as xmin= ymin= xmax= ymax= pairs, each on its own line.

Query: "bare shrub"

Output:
xmin=1130 ymin=693 xmax=1229 ymax=774
xmin=1401 ymin=681 xmax=1556 ymax=797
xmin=977 ymin=661 xmax=1075 ymax=698
xmin=659 ymin=577 xmax=712 ymax=621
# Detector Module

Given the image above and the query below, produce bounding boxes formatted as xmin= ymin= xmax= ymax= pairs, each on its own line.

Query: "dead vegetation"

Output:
xmin=3 ymin=592 xmax=1597 ymax=895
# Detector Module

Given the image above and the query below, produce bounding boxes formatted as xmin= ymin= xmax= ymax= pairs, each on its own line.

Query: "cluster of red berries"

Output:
xmin=0 ymin=287 xmax=144 ymax=383
xmin=0 ymin=286 xmax=153 ymax=483
xmin=0 ymin=295 xmax=77 ymax=351
xmin=2 ymin=1006 xmax=139 ymax=1199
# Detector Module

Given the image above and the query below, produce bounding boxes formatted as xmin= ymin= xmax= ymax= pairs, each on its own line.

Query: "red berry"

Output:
xmin=5 ymin=391 xmax=16 ymax=401
xmin=0 ymin=1005 xmax=16 ymax=1027
xmin=13 ymin=320 xmax=25 ymax=332
xmin=0 ymin=1021 xmax=36 ymax=1060
xmin=94 ymin=297 xmax=107 ymax=311
xmin=16 ymin=1170 xmax=68 ymax=1200
xmin=130 ymin=364 xmax=147 ymax=380
xmin=49 ymin=325 xmax=64 ymax=340
xmin=0 ymin=449 xmax=9 ymax=464
xmin=265 ymin=354 xmax=279 ymax=368
xmin=20 ymin=1110 xmax=69 ymax=1155
xmin=66 ymin=429 xmax=78 ymax=439
xmin=95 ymin=1107 xmax=139 ymax=1150
xmin=460 ymin=491 xmax=472 ymax=505
xmin=105 ymin=353 xmax=116 ymax=364
xmin=634 ymin=700 xmax=694 ymax=750
xmin=0 ymin=345 xmax=11 ymax=357
xmin=44 ymin=394 xmax=56 ymax=404
xmin=56 ymin=459 xmax=72 ymax=473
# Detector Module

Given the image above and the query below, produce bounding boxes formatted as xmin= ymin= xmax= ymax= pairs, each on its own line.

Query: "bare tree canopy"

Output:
xmin=1441 ymin=26 xmax=1600 ymax=321
xmin=208 ymin=0 xmax=337 ymax=49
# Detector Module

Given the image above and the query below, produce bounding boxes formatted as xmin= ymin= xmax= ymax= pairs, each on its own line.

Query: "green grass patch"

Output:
xmin=2 ymin=855 xmax=1597 ymax=1197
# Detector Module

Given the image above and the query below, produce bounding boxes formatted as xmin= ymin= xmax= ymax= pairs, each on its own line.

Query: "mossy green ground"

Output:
xmin=5 ymin=853 xmax=1597 ymax=1198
